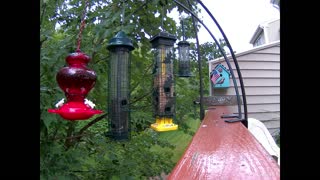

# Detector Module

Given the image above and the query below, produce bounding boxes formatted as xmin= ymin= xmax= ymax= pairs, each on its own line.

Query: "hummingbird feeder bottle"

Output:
xmin=48 ymin=51 xmax=103 ymax=120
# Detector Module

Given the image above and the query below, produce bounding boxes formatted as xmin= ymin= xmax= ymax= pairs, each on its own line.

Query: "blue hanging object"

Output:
xmin=210 ymin=64 xmax=230 ymax=88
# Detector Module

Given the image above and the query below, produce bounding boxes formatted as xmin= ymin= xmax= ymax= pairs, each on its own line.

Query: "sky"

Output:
xmin=170 ymin=0 xmax=280 ymax=53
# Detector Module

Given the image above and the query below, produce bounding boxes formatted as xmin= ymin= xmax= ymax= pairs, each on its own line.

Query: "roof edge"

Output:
xmin=209 ymin=40 xmax=280 ymax=63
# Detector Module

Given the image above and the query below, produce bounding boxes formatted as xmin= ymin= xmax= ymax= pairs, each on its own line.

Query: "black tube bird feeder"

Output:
xmin=106 ymin=31 xmax=134 ymax=140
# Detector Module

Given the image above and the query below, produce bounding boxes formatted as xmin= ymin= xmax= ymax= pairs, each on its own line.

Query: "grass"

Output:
xmin=151 ymin=117 xmax=201 ymax=163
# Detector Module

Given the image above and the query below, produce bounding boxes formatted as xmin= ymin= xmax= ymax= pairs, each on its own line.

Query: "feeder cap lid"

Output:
xmin=178 ymin=41 xmax=190 ymax=46
xmin=107 ymin=31 xmax=134 ymax=51
xmin=150 ymin=31 xmax=177 ymax=48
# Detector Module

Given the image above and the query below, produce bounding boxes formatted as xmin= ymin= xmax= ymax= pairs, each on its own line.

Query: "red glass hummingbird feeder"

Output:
xmin=48 ymin=51 xmax=103 ymax=120
xmin=48 ymin=0 xmax=102 ymax=120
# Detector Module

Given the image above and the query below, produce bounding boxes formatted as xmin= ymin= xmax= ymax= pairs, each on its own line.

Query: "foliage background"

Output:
xmin=40 ymin=0 xmax=226 ymax=179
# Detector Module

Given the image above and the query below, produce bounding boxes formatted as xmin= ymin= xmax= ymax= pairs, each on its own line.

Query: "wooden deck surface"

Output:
xmin=167 ymin=106 xmax=280 ymax=180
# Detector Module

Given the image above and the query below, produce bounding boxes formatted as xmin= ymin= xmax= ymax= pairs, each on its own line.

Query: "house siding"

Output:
xmin=209 ymin=42 xmax=280 ymax=134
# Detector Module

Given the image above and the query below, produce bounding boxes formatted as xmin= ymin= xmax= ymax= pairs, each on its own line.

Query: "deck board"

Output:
xmin=167 ymin=106 xmax=280 ymax=180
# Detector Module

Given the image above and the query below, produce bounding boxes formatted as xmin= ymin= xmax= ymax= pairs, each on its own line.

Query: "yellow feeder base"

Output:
xmin=150 ymin=117 xmax=178 ymax=132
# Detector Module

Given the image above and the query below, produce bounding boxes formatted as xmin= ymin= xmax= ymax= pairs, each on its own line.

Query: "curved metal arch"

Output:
xmin=195 ymin=0 xmax=248 ymax=127
xmin=173 ymin=0 xmax=248 ymax=127
xmin=185 ymin=0 xmax=205 ymax=120
xmin=124 ymin=0 xmax=248 ymax=127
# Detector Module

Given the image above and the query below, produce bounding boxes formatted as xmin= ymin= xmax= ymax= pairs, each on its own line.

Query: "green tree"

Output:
xmin=40 ymin=0 xmax=200 ymax=179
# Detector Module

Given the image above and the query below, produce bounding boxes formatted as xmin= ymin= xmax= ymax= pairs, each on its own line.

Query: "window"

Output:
xmin=253 ymin=33 xmax=265 ymax=47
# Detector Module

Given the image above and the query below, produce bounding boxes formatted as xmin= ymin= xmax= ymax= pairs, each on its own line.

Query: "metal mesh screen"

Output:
xmin=153 ymin=45 xmax=175 ymax=117
xmin=108 ymin=47 xmax=130 ymax=140
xmin=178 ymin=41 xmax=191 ymax=77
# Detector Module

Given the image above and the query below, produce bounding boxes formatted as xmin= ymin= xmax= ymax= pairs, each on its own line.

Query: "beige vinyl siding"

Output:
xmin=233 ymin=70 xmax=279 ymax=78
xmin=227 ymin=61 xmax=280 ymax=70
xmin=209 ymin=42 xmax=280 ymax=134
xmin=245 ymin=95 xmax=280 ymax=104
xmin=252 ymin=46 xmax=279 ymax=54
xmin=227 ymin=104 xmax=280 ymax=114
xmin=214 ymin=87 xmax=280 ymax=96
xmin=236 ymin=53 xmax=279 ymax=61
xmin=230 ymin=78 xmax=280 ymax=87
xmin=216 ymin=62 xmax=280 ymax=78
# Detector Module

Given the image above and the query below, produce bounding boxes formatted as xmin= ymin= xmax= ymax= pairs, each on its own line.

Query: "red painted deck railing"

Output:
xmin=167 ymin=106 xmax=280 ymax=180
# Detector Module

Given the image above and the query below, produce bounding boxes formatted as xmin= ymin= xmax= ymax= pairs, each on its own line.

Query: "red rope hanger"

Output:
xmin=76 ymin=0 xmax=90 ymax=52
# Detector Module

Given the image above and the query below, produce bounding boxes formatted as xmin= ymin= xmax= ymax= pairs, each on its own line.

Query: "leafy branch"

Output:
xmin=77 ymin=113 xmax=108 ymax=136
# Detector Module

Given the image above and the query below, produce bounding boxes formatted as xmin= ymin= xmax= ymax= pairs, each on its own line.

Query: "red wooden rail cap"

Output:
xmin=168 ymin=106 xmax=280 ymax=180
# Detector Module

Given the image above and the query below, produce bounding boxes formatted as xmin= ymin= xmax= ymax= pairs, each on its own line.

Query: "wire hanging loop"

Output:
xmin=76 ymin=0 xmax=90 ymax=52
xmin=120 ymin=0 xmax=126 ymax=27
xmin=181 ymin=17 xmax=186 ymax=41
xmin=159 ymin=0 xmax=168 ymax=31
xmin=161 ymin=6 xmax=164 ymax=31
